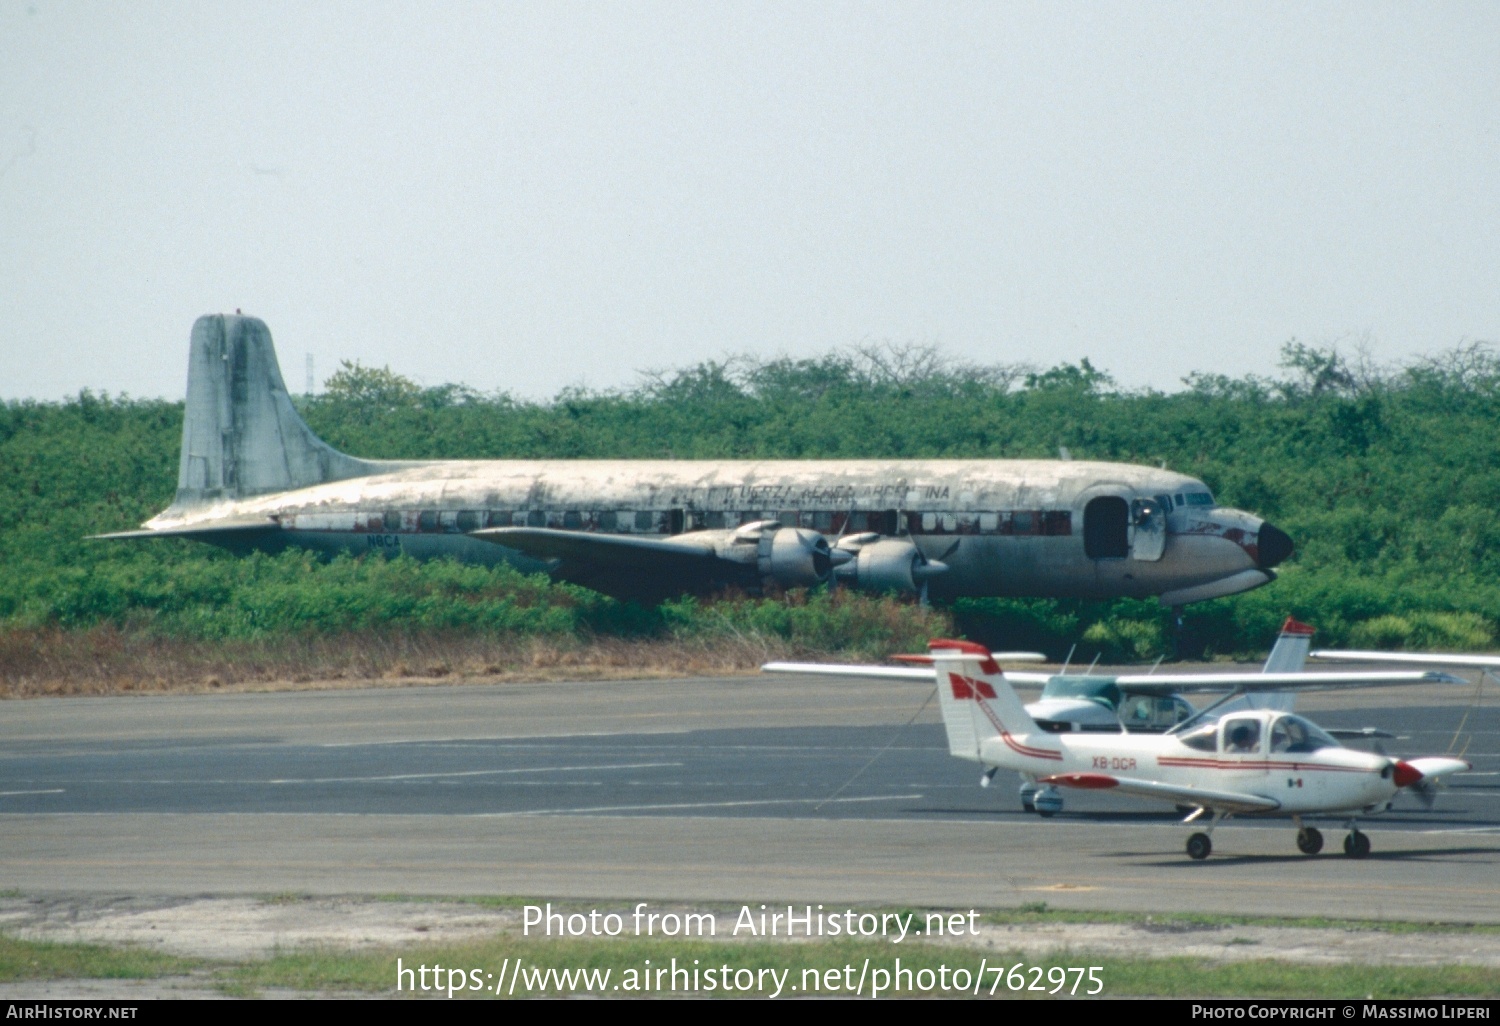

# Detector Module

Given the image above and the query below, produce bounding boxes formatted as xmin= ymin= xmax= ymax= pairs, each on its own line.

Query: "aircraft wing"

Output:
xmin=471 ymin=527 xmax=724 ymax=599
xmin=1312 ymin=650 xmax=1500 ymax=670
xmin=1038 ymin=772 xmax=1282 ymax=813
xmin=1107 ymin=669 xmax=1463 ymax=695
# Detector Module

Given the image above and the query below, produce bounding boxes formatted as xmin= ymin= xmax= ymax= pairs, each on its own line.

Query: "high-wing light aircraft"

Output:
xmin=98 ymin=314 xmax=1293 ymax=604
xmin=764 ymin=617 xmax=1461 ymax=814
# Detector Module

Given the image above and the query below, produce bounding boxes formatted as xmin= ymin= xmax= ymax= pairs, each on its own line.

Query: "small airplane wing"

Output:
xmin=1038 ymin=772 xmax=1282 ymax=814
xmin=1108 ymin=669 xmax=1464 ymax=695
xmin=471 ymin=527 xmax=721 ymax=599
xmin=1312 ymin=650 xmax=1500 ymax=670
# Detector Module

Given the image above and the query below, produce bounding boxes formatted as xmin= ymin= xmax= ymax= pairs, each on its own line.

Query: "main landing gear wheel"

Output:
xmin=1296 ymin=827 xmax=1324 ymax=856
xmin=1343 ymin=831 xmax=1371 ymax=858
xmin=1186 ymin=832 xmax=1213 ymax=860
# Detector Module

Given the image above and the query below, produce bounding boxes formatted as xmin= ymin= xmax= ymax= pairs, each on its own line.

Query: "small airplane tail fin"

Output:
xmin=161 ymin=314 xmax=380 ymax=515
xmin=929 ymin=638 xmax=1042 ymax=760
xmin=1262 ymin=617 xmax=1315 ymax=674
xmin=1220 ymin=616 xmax=1316 ymax=714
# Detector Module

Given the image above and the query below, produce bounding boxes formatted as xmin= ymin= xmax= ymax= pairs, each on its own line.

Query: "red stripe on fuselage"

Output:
xmin=1157 ymin=757 xmax=1371 ymax=773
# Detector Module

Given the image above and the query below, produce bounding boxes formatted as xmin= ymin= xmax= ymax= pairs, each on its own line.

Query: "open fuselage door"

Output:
xmin=1130 ymin=497 xmax=1166 ymax=561
xmin=1082 ymin=492 xmax=1165 ymax=571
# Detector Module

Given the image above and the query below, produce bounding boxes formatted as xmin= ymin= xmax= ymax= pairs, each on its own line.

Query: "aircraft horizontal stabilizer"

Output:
xmin=760 ymin=660 xmax=1050 ymax=683
xmin=761 ymin=661 xmax=939 ymax=682
xmin=91 ymin=517 xmax=279 ymax=541
xmin=1038 ymin=772 xmax=1281 ymax=813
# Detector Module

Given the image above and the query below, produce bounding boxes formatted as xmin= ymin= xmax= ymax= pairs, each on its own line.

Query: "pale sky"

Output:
xmin=2 ymin=2 xmax=1497 ymax=400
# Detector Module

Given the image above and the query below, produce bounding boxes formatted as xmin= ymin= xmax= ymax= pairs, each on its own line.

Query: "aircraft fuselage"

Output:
xmin=146 ymin=456 xmax=1283 ymax=604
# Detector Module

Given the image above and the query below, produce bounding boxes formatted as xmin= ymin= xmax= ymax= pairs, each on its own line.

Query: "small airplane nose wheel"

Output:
xmin=1296 ymin=827 xmax=1323 ymax=855
xmin=1186 ymin=832 xmax=1212 ymax=860
xmin=1343 ymin=830 xmax=1371 ymax=858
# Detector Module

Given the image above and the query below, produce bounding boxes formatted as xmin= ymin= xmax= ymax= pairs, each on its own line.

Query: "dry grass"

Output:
xmin=0 ymin=625 xmax=814 ymax=698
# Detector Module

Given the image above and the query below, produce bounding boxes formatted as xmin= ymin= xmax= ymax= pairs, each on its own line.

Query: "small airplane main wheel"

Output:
xmin=1343 ymin=830 xmax=1371 ymax=858
xmin=1186 ymin=832 xmax=1212 ymax=860
xmin=1022 ymin=801 xmax=1035 ymax=813
xmin=1296 ymin=827 xmax=1324 ymax=855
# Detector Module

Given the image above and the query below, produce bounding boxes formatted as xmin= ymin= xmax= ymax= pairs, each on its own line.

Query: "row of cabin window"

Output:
xmin=374 ymin=509 xmax=1072 ymax=536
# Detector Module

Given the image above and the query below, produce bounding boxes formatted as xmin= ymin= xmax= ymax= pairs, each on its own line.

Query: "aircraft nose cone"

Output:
xmin=1257 ymin=522 xmax=1294 ymax=568
xmin=1392 ymin=761 xmax=1423 ymax=788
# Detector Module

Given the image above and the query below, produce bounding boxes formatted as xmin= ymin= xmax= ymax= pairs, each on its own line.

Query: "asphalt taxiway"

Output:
xmin=2 ymin=673 xmax=1496 ymax=920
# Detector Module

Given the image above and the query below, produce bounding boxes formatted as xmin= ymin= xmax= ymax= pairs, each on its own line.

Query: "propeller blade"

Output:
xmin=911 ymin=559 xmax=948 ymax=581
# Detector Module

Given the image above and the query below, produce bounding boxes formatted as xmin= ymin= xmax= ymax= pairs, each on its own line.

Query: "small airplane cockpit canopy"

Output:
xmin=1039 ymin=676 xmax=1123 ymax=710
xmin=1175 ymin=711 xmax=1341 ymax=755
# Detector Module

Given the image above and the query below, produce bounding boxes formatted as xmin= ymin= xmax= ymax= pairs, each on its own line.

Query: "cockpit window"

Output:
xmin=1222 ymin=717 xmax=1262 ymax=753
xmin=1270 ymin=714 xmax=1339 ymax=754
xmin=1184 ymin=492 xmax=1215 ymax=507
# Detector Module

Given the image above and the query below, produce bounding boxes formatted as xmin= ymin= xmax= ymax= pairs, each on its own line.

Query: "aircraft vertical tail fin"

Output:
xmin=160 ymin=314 xmax=381 ymax=517
xmin=1231 ymin=616 xmax=1315 ymax=713
xmin=1262 ymin=617 xmax=1315 ymax=674
xmin=929 ymin=639 xmax=1042 ymax=760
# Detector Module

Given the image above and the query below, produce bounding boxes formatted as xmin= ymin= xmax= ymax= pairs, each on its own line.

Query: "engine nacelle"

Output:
xmin=836 ymin=538 xmax=943 ymax=594
xmin=757 ymin=527 xmax=834 ymax=588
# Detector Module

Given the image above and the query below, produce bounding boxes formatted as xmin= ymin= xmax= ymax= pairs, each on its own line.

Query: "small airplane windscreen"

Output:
xmin=1270 ymin=714 xmax=1340 ymax=754
xmin=1041 ymin=676 xmax=1122 ymax=707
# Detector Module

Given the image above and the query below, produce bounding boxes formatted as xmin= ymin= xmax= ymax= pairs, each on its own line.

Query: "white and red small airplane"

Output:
xmin=766 ymin=638 xmax=1471 ymax=860
xmin=766 ymin=618 xmax=1462 ymax=817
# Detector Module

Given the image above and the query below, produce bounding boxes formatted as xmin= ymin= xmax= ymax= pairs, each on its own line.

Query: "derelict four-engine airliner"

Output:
xmin=99 ymin=314 xmax=1292 ymax=605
